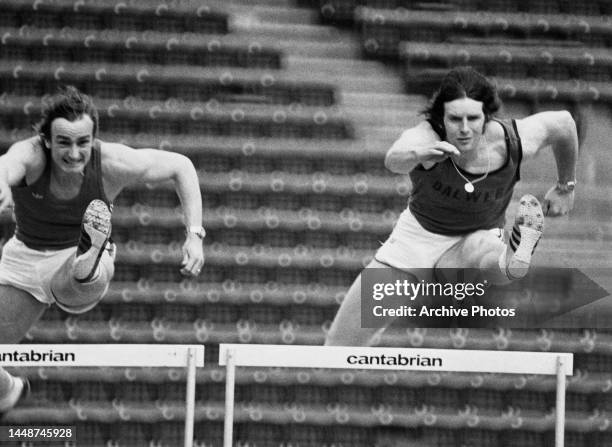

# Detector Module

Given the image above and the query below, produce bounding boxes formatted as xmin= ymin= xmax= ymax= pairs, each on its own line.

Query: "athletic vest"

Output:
xmin=408 ymin=119 xmax=523 ymax=235
xmin=12 ymin=139 xmax=110 ymax=250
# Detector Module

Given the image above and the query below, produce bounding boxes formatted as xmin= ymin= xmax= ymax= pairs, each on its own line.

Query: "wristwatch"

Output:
xmin=555 ymin=180 xmax=576 ymax=194
xmin=187 ymin=226 xmax=207 ymax=239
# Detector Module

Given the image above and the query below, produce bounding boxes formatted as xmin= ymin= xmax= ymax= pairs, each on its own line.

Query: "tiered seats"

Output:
xmin=355 ymin=7 xmax=612 ymax=105
xmin=1 ymin=0 xmax=612 ymax=445
xmin=315 ymin=0 xmax=612 ymax=24
xmin=402 ymin=42 xmax=612 ymax=81
xmin=0 ymin=27 xmax=283 ymax=69
xmin=356 ymin=8 xmax=612 ymax=54
xmin=0 ymin=0 xmax=229 ymax=33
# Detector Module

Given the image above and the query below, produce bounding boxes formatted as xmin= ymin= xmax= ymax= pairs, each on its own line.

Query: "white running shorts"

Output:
xmin=0 ymin=236 xmax=75 ymax=304
xmin=375 ymin=208 xmax=504 ymax=281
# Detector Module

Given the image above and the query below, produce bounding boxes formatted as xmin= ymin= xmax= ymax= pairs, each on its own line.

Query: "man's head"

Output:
xmin=36 ymin=86 xmax=99 ymax=174
xmin=423 ymin=67 xmax=501 ymax=142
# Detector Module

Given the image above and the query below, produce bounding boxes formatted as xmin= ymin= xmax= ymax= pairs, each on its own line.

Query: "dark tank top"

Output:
xmin=12 ymin=139 xmax=110 ymax=250
xmin=408 ymin=119 xmax=523 ymax=235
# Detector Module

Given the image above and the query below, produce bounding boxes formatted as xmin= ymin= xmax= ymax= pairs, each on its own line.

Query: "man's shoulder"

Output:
xmin=514 ymin=110 xmax=572 ymax=133
xmin=8 ymin=137 xmax=45 ymax=164
xmin=514 ymin=110 xmax=575 ymax=157
xmin=97 ymin=139 xmax=130 ymax=154
xmin=10 ymin=136 xmax=42 ymax=152
xmin=98 ymin=140 xmax=139 ymax=166
xmin=396 ymin=120 xmax=440 ymax=144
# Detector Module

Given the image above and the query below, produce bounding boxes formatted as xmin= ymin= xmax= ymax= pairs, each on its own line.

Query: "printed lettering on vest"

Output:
xmin=431 ymin=180 xmax=505 ymax=203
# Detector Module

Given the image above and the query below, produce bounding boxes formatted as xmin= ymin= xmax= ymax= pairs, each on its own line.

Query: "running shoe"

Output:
xmin=507 ymin=194 xmax=544 ymax=279
xmin=73 ymin=199 xmax=112 ymax=282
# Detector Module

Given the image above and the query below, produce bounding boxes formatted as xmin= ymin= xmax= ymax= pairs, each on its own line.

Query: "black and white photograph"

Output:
xmin=0 ymin=0 xmax=611 ymax=445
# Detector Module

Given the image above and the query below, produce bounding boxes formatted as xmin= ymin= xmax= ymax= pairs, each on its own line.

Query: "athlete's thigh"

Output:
xmin=0 ymin=285 xmax=48 ymax=343
xmin=436 ymin=229 xmax=505 ymax=269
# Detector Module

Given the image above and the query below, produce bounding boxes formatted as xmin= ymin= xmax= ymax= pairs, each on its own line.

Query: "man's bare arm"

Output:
xmin=384 ymin=122 xmax=460 ymax=174
xmin=101 ymin=142 xmax=204 ymax=276
xmin=516 ymin=110 xmax=579 ymax=216
xmin=0 ymin=137 xmax=40 ymax=213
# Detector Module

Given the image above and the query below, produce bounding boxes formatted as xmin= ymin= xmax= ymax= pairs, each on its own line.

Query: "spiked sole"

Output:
xmin=74 ymin=199 xmax=112 ymax=282
xmin=507 ymin=194 xmax=544 ymax=279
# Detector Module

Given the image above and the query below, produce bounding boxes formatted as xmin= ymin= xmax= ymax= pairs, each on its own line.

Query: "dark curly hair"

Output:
xmin=36 ymin=85 xmax=99 ymax=143
xmin=422 ymin=67 xmax=501 ymax=139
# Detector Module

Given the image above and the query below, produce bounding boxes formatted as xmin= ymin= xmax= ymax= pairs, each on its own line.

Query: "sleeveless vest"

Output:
xmin=12 ymin=140 xmax=110 ymax=249
xmin=408 ymin=119 xmax=523 ymax=235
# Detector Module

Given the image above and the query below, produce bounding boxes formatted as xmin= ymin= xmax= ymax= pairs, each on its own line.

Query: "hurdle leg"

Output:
xmin=555 ymin=355 xmax=567 ymax=447
xmin=184 ymin=347 xmax=197 ymax=447
xmin=223 ymin=348 xmax=236 ymax=447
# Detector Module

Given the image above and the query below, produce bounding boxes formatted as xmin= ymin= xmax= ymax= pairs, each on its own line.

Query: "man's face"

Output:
xmin=47 ymin=115 xmax=94 ymax=174
xmin=443 ymin=97 xmax=485 ymax=153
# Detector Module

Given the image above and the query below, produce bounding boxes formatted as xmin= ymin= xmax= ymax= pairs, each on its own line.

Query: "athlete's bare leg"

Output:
xmin=51 ymin=199 xmax=115 ymax=314
xmin=435 ymin=229 xmax=511 ymax=284
xmin=0 ymin=285 xmax=47 ymax=342
xmin=325 ymin=259 xmax=411 ymax=346
xmin=50 ymin=245 xmax=115 ymax=314
xmin=0 ymin=285 xmax=46 ymax=411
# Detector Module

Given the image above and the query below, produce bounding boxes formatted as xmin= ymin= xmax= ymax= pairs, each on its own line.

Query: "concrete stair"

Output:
xmin=224 ymin=0 xmax=423 ymax=148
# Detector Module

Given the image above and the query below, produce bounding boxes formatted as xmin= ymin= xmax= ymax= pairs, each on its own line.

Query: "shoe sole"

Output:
xmin=509 ymin=194 xmax=544 ymax=253
xmin=507 ymin=194 xmax=544 ymax=279
xmin=74 ymin=199 xmax=112 ymax=282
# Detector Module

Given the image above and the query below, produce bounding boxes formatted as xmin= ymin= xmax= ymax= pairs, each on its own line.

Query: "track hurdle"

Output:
xmin=219 ymin=344 xmax=573 ymax=447
xmin=0 ymin=344 xmax=204 ymax=447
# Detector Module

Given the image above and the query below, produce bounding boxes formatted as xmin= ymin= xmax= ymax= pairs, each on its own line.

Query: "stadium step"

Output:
xmin=286 ymin=54 xmax=395 ymax=79
xmin=403 ymin=70 xmax=612 ymax=106
xmin=229 ymin=4 xmax=320 ymax=24
xmin=0 ymin=0 xmax=229 ymax=34
xmin=401 ymin=41 xmax=612 ymax=83
xmin=356 ymin=7 xmax=612 ymax=60
xmin=0 ymin=26 xmax=283 ymax=69
xmin=0 ymin=94 xmax=355 ymax=139
xmin=0 ymin=61 xmax=336 ymax=106
xmin=338 ymin=91 xmax=428 ymax=110
xmin=0 ymin=132 xmax=394 ymax=160
xmin=232 ymin=20 xmax=345 ymax=41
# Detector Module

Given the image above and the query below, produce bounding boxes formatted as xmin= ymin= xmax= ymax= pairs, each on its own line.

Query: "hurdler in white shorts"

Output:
xmin=374 ymin=208 xmax=505 ymax=281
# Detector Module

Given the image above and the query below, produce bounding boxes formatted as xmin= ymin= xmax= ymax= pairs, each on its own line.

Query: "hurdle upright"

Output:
xmin=0 ymin=344 xmax=205 ymax=447
xmin=219 ymin=344 xmax=573 ymax=447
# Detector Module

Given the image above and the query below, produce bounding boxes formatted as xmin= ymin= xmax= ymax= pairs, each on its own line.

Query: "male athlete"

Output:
xmin=326 ymin=67 xmax=578 ymax=346
xmin=0 ymin=86 xmax=206 ymax=412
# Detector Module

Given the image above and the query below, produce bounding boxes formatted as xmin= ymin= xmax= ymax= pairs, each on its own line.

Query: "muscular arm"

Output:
xmin=102 ymin=142 xmax=202 ymax=226
xmin=384 ymin=121 xmax=460 ymax=174
xmin=101 ymin=142 xmax=204 ymax=275
xmin=516 ymin=110 xmax=578 ymax=183
xmin=0 ymin=137 xmax=41 ymax=212
xmin=516 ymin=110 xmax=579 ymax=215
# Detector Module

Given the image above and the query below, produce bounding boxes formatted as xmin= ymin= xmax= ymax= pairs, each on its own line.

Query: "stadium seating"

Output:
xmin=316 ymin=0 xmax=612 ymax=24
xmin=0 ymin=0 xmax=611 ymax=446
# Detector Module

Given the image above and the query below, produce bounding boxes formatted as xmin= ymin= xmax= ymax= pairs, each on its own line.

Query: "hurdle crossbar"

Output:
xmin=0 ymin=344 xmax=204 ymax=447
xmin=219 ymin=344 xmax=573 ymax=447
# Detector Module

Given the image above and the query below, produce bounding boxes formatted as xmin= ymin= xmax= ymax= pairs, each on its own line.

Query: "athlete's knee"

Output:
xmin=460 ymin=231 xmax=505 ymax=265
xmin=464 ymin=230 xmax=502 ymax=252
xmin=51 ymin=251 xmax=114 ymax=314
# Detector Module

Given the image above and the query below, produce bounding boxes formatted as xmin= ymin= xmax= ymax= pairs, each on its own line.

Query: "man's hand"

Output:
xmin=419 ymin=141 xmax=461 ymax=164
xmin=0 ymin=182 xmax=14 ymax=215
xmin=180 ymin=234 xmax=205 ymax=277
xmin=543 ymin=185 xmax=574 ymax=216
